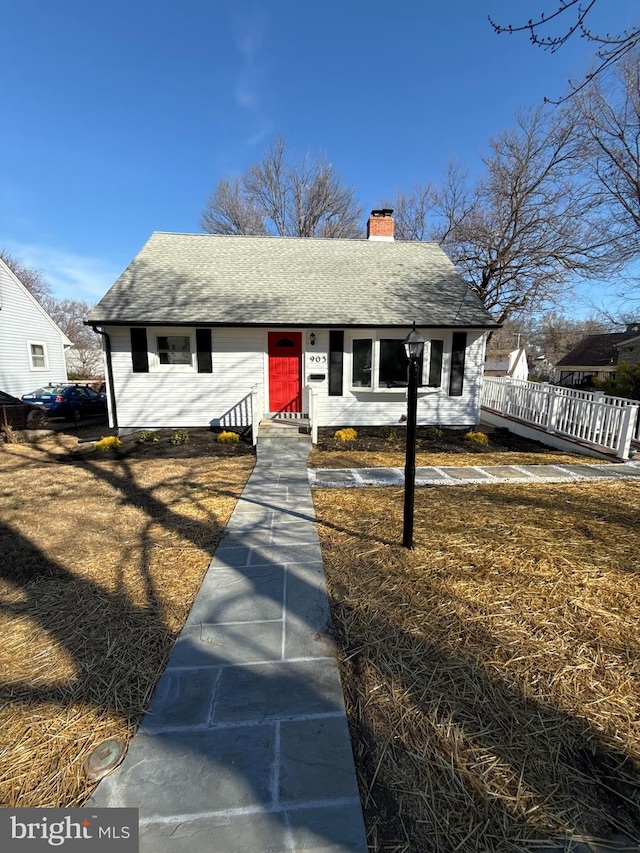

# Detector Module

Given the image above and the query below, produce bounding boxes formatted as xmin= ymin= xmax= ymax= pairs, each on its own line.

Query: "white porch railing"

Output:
xmin=482 ymin=377 xmax=639 ymax=460
xmin=308 ymin=386 xmax=318 ymax=445
xmin=250 ymin=383 xmax=264 ymax=446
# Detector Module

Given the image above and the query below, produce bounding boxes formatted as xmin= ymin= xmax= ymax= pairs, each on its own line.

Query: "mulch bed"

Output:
xmin=315 ymin=426 xmax=588 ymax=457
xmin=65 ymin=427 xmax=256 ymax=461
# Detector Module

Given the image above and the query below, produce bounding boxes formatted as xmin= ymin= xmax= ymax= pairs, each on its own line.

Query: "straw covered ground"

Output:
xmin=0 ymin=429 xmax=254 ymax=808
xmin=313 ymin=480 xmax=640 ymax=852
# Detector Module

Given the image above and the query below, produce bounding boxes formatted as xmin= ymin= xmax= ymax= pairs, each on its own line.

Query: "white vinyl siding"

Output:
xmin=107 ymin=326 xmax=264 ymax=429
xmin=104 ymin=325 xmax=486 ymax=431
xmin=0 ymin=262 xmax=68 ymax=397
xmin=311 ymin=328 xmax=486 ymax=428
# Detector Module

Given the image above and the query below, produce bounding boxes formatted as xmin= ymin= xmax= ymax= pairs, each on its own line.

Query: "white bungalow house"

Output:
xmin=87 ymin=211 xmax=499 ymax=436
xmin=0 ymin=256 xmax=71 ymax=397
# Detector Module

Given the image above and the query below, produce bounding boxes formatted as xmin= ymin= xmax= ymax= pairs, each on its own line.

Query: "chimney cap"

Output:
xmin=370 ymin=208 xmax=393 ymax=217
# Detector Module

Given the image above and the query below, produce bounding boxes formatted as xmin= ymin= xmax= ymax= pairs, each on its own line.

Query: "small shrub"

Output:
xmin=380 ymin=426 xmax=399 ymax=442
xmin=423 ymin=426 xmax=443 ymax=441
xmin=217 ymin=430 xmax=239 ymax=444
xmin=169 ymin=429 xmax=190 ymax=446
xmin=464 ymin=430 xmax=489 ymax=446
xmin=94 ymin=435 xmax=122 ymax=452
xmin=137 ymin=430 xmax=159 ymax=445
xmin=334 ymin=428 xmax=358 ymax=443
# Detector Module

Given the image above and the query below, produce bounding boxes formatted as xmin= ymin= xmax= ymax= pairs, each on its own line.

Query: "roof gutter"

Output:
xmin=89 ymin=325 xmax=118 ymax=431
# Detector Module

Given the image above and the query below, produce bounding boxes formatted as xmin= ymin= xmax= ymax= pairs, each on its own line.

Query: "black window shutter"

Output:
xmin=449 ymin=332 xmax=467 ymax=396
xmin=130 ymin=328 xmax=149 ymax=373
xmin=196 ymin=328 xmax=213 ymax=373
xmin=428 ymin=340 xmax=444 ymax=387
xmin=328 ymin=331 xmax=344 ymax=396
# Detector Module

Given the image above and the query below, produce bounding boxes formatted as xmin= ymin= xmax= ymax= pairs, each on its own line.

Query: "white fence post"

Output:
xmin=309 ymin=387 xmax=318 ymax=445
xmin=546 ymin=385 xmax=559 ymax=434
xmin=251 ymin=384 xmax=262 ymax=446
xmin=501 ymin=379 xmax=512 ymax=417
xmin=615 ymin=404 xmax=639 ymax=460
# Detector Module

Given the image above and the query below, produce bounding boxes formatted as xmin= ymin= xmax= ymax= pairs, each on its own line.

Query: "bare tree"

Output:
xmin=201 ymin=138 xmax=363 ymax=238
xmin=0 ymin=250 xmax=53 ymax=307
xmin=573 ymin=50 xmax=640 ymax=247
xmin=199 ymin=177 xmax=266 ymax=236
xmin=489 ymin=0 xmax=640 ymax=100
xmin=388 ymin=108 xmax=620 ymax=324
xmin=47 ymin=299 xmax=103 ymax=378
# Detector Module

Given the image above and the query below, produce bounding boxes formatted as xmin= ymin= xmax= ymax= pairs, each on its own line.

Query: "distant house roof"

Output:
xmin=87 ymin=232 xmax=499 ymax=329
xmin=556 ymin=331 xmax=640 ymax=369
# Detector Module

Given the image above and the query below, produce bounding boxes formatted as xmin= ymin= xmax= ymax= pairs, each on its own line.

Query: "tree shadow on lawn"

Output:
xmin=331 ymin=595 xmax=640 ymax=852
xmin=0 ymin=440 xmax=367 ymax=851
xmin=314 ymin=481 xmax=640 ymax=850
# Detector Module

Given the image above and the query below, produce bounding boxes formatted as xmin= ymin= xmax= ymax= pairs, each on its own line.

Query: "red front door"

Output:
xmin=268 ymin=332 xmax=302 ymax=412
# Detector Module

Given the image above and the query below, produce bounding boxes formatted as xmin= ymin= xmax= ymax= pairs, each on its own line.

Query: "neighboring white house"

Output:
xmin=87 ymin=211 xmax=499 ymax=434
xmin=484 ymin=347 xmax=529 ymax=381
xmin=0 ymin=257 xmax=71 ymax=397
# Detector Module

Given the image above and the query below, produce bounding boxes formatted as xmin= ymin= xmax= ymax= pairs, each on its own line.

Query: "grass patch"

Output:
xmin=0 ymin=435 xmax=253 ymax=807
xmin=313 ymin=481 xmax=640 ymax=851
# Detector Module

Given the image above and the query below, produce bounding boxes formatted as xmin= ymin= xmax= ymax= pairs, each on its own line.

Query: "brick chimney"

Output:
xmin=367 ymin=208 xmax=394 ymax=241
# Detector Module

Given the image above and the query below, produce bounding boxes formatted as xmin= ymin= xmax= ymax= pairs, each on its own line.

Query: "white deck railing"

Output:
xmin=482 ymin=377 xmax=639 ymax=460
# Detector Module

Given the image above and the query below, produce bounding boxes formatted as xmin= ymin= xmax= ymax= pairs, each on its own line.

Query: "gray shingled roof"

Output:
xmin=88 ymin=232 xmax=498 ymax=328
xmin=555 ymin=332 xmax=638 ymax=368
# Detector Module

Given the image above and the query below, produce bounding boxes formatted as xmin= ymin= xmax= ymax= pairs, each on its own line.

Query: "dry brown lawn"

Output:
xmin=313 ymin=480 xmax=640 ymax=852
xmin=0 ymin=432 xmax=253 ymax=808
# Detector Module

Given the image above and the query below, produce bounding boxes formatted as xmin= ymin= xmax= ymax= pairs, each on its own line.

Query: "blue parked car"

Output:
xmin=22 ymin=383 xmax=107 ymax=422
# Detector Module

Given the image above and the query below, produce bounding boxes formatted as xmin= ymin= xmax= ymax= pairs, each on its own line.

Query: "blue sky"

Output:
xmin=1 ymin=0 xmax=637 ymax=315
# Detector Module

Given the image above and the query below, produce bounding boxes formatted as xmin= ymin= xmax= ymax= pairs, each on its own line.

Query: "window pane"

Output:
xmin=352 ymin=339 xmax=372 ymax=388
xmin=379 ymin=339 xmax=409 ymax=388
xmin=158 ymin=335 xmax=191 ymax=365
xmin=428 ymin=340 xmax=444 ymax=387
xmin=30 ymin=344 xmax=46 ymax=368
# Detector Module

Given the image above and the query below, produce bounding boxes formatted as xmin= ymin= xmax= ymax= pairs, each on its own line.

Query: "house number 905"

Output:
xmin=307 ymin=355 xmax=327 ymax=364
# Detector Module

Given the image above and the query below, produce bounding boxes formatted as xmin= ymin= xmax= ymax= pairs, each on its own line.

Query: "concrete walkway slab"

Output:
xmin=90 ymin=433 xmax=368 ymax=853
xmin=309 ymin=461 xmax=640 ymax=489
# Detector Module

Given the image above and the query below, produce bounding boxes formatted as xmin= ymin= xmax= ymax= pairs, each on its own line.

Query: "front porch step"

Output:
xmin=263 ymin=412 xmax=309 ymax=421
xmin=258 ymin=417 xmax=311 ymax=438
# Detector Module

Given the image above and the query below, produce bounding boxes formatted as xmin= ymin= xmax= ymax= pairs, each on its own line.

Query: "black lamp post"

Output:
xmin=402 ymin=325 xmax=425 ymax=549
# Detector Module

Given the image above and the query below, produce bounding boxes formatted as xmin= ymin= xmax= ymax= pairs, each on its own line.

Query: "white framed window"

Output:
xmin=28 ymin=341 xmax=49 ymax=370
xmin=151 ymin=330 xmax=195 ymax=371
xmin=349 ymin=333 xmax=429 ymax=391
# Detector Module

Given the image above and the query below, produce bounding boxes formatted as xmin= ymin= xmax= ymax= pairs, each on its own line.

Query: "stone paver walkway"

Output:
xmin=309 ymin=460 xmax=640 ymax=488
xmin=90 ymin=431 xmax=368 ymax=853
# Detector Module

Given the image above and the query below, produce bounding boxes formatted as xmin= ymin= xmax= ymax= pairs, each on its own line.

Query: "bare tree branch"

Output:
xmin=0 ymin=250 xmax=53 ymax=306
xmin=489 ymin=0 xmax=640 ymax=101
xmin=201 ymin=138 xmax=362 ymax=238
xmin=389 ymin=108 xmax=622 ymax=324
